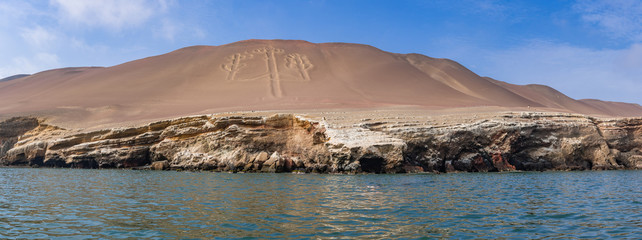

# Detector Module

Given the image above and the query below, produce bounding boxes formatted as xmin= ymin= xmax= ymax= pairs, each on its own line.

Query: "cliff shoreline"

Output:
xmin=1 ymin=112 xmax=641 ymax=173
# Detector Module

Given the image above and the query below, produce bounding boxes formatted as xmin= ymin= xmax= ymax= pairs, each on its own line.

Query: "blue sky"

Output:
xmin=1 ymin=0 xmax=641 ymax=104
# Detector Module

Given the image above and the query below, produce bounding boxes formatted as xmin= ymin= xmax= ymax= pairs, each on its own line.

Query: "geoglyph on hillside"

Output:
xmin=221 ymin=46 xmax=314 ymax=98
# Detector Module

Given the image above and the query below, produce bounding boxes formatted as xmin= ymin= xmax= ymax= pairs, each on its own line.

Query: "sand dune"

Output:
xmin=0 ymin=74 xmax=30 ymax=82
xmin=1 ymin=39 xmax=641 ymax=127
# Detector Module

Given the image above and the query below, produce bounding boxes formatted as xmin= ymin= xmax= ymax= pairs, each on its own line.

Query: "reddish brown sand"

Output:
xmin=1 ymin=39 xmax=641 ymax=128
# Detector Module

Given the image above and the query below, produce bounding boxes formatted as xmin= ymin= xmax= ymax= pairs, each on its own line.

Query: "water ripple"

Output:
xmin=0 ymin=169 xmax=640 ymax=239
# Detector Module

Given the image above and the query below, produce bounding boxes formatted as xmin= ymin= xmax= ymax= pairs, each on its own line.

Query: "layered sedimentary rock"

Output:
xmin=1 ymin=112 xmax=641 ymax=173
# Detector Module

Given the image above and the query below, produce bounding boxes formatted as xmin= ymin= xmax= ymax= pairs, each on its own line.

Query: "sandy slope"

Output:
xmin=1 ymin=39 xmax=641 ymax=128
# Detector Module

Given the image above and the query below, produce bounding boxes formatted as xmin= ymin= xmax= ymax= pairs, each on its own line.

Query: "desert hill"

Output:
xmin=1 ymin=39 xmax=641 ymax=127
xmin=0 ymin=74 xmax=30 ymax=82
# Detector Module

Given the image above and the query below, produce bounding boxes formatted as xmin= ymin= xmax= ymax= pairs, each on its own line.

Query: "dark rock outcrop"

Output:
xmin=1 ymin=112 xmax=641 ymax=173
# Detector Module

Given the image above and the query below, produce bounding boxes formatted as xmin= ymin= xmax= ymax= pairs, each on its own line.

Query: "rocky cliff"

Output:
xmin=1 ymin=112 xmax=641 ymax=173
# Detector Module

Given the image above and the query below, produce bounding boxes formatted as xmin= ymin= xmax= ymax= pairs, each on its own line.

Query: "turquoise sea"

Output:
xmin=1 ymin=168 xmax=640 ymax=239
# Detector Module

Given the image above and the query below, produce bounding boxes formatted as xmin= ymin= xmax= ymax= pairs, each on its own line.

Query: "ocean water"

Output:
xmin=0 ymin=168 xmax=640 ymax=239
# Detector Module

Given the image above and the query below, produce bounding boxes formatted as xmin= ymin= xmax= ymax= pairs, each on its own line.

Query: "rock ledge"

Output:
xmin=1 ymin=112 xmax=641 ymax=173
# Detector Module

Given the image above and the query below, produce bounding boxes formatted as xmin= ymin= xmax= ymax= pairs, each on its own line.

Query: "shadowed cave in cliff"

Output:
xmin=359 ymin=156 xmax=385 ymax=173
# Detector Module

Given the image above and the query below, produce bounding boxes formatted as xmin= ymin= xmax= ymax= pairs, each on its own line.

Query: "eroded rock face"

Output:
xmin=397 ymin=115 xmax=615 ymax=172
xmin=1 ymin=112 xmax=641 ymax=173
xmin=0 ymin=117 xmax=42 ymax=166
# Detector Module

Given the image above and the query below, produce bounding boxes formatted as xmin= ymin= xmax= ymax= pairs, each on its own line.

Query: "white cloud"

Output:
xmin=472 ymin=0 xmax=508 ymax=17
xmin=158 ymin=18 xmax=178 ymax=41
xmin=69 ymin=37 xmax=107 ymax=53
xmin=1 ymin=0 xmax=194 ymax=79
xmin=471 ymin=40 xmax=642 ymax=103
xmin=619 ymin=43 xmax=642 ymax=68
xmin=0 ymin=1 xmax=32 ymax=24
xmin=35 ymin=52 xmax=60 ymax=66
xmin=20 ymin=26 xmax=58 ymax=48
xmin=0 ymin=53 xmax=61 ymax=78
xmin=153 ymin=16 xmax=208 ymax=42
xmin=574 ymin=0 xmax=642 ymax=41
xmin=50 ymin=0 xmax=169 ymax=30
